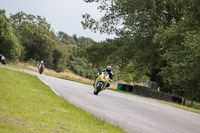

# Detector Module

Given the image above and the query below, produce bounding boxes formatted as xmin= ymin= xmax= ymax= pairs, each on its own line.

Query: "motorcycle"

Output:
xmin=93 ymin=71 xmax=110 ymax=95
xmin=1 ymin=59 xmax=6 ymax=65
xmin=39 ymin=65 xmax=44 ymax=74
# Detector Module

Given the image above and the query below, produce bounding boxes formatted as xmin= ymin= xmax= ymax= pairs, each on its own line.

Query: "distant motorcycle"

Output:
xmin=39 ymin=64 xmax=44 ymax=74
xmin=93 ymin=71 xmax=110 ymax=95
xmin=1 ymin=59 xmax=6 ymax=65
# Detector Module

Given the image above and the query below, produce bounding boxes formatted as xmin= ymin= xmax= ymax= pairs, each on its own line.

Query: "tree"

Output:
xmin=0 ymin=9 xmax=21 ymax=61
xmin=57 ymin=31 xmax=76 ymax=45
xmin=14 ymin=17 xmax=53 ymax=67
xmin=67 ymin=44 xmax=100 ymax=79
xmin=10 ymin=11 xmax=69 ymax=71
xmin=78 ymin=36 xmax=94 ymax=44
xmin=82 ymin=0 xmax=200 ymax=101
xmin=153 ymin=1 xmax=200 ymax=100
xmin=73 ymin=34 xmax=79 ymax=44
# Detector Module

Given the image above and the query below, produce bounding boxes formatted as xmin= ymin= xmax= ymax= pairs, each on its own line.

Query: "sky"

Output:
xmin=0 ymin=0 xmax=115 ymax=42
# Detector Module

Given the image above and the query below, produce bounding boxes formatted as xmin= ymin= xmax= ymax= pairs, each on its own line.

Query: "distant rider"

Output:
xmin=38 ymin=61 xmax=45 ymax=70
xmin=1 ymin=56 xmax=6 ymax=64
xmin=94 ymin=65 xmax=113 ymax=88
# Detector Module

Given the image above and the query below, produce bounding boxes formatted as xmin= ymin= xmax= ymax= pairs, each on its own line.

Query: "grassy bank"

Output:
xmin=0 ymin=67 xmax=125 ymax=133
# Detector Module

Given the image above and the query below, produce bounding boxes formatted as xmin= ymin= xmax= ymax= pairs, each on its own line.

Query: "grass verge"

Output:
xmin=0 ymin=67 xmax=125 ymax=133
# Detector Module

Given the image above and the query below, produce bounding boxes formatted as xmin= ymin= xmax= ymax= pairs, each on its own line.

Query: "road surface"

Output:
xmin=1 ymin=65 xmax=200 ymax=133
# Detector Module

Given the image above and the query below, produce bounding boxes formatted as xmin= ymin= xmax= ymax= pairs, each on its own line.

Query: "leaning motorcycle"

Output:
xmin=93 ymin=71 xmax=110 ymax=95
xmin=39 ymin=65 xmax=44 ymax=74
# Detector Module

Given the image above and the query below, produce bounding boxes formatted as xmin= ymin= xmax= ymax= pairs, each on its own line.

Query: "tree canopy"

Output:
xmin=0 ymin=10 xmax=69 ymax=72
xmin=57 ymin=31 xmax=76 ymax=45
xmin=0 ymin=9 xmax=22 ymax=60
xmin=82 ymin=0 xmax=200 ymax=101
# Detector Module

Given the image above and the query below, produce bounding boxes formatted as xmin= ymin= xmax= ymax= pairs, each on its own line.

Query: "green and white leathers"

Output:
xmin=93 ymin=71 xmax=110 ymax=95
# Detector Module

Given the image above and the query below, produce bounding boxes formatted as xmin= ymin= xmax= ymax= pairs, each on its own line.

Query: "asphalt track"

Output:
xmin=1 ymin=65 xmax=200 ymax=133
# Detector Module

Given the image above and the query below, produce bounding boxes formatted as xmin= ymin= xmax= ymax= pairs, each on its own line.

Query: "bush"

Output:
xmin=27 ymin=58 xmax=39 ymax=66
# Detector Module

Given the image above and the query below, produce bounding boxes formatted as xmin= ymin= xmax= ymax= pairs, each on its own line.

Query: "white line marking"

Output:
xmin=38 ymin=76 xmax=60 ymax=96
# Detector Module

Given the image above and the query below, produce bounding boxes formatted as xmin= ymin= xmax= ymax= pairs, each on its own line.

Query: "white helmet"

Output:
xmin=106 ymin=65 xmax=112 ymax=72
xmin=41 ymin=61 xmax=44 ymax=64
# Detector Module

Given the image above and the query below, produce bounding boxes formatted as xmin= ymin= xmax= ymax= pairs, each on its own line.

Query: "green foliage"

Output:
xmin=67 ymin=45 xmax=99 ymax=79
xmin=82 ymin=0 xmax=200 ymax=101
xmin=9 ymin=11 xmax=69 ymax=72
xmin=0 ymin=9 xmax=22 ymax=60
xmin=56 ymin=31 xmax=96 ymax=77
xmin=155 ymin=29 xmax=200 ymax=101
xmin=57 ymin=31 xmax=76 ymax=45
xmin=151 ymin=1 xmax=200 ymax=101
xmin=10 ymin=12 xmax=53 ymax=65
xmin=57 ymin=31 xmax=95 ymax=46
xmin=78 ymin=36 xmax=94 ymax=44
xmin=26 ymin=58 xmax=39 ymax=66
xmin=53 ymin=44 xmax=69 ymax=72
xmin=73 ymin=34 xmax=79 ymax=44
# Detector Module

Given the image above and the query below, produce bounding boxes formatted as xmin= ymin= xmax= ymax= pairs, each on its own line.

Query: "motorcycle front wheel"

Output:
xmin=94 ymin=86 xmax=101 ymax=95
xmin=39 ymin=70 xmax=43 ymax=74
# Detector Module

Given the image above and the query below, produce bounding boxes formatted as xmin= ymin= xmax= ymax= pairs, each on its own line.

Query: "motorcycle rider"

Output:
xmin=1 ymin=56 xmax=6 ymax=65
xmin=94 ymin=65 xmax=113 ymax=88
xmin=38 ymin=60 xmax=45 ymax=70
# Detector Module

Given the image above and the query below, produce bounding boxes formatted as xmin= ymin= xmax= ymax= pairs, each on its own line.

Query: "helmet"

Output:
xmin=41 ymin=61 xmax=44 ymax=64
xmin=106 ymin=65 xmax=112 ymax=73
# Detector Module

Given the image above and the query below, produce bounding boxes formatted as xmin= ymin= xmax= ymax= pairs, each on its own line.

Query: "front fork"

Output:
xmin=94 ymin=81 xmax=107 ymax=91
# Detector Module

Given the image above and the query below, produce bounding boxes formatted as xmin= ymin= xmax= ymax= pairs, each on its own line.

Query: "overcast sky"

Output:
xmin=0 ymin=0 xmax=115 ymax=42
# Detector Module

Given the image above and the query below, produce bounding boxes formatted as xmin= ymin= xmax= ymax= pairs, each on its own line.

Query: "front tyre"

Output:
xmin=94 ymin=86 xmax=101 ymax=95
xmin=94 ymin=89 xmax=99 ymax=95
xmin=39 ymin=69 xmax=43 ymax=74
